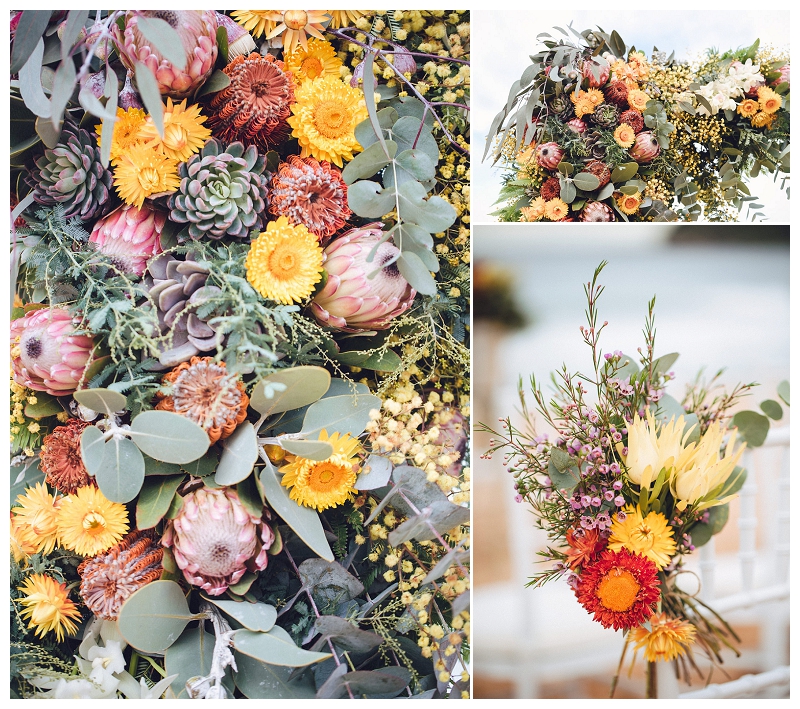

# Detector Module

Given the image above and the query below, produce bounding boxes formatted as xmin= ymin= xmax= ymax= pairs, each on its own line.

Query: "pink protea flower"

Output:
xmin=162 ymin=487 xmax=273 ymax=596
xmin=582 ymin=59 xmax=610 ymax=88
xmin=773 ymin=64 xmax=790 ymax=87
xmin=629 ymin=132 xmax=661 ymax=163
xmin=536 ymin=142 xmax=563 ymax=170
xmin=114 ymin=11 xmax=218 ymax=99
xmin=311 ymin=226 xmax=416 ymax=331
xmin=89 ymin=203 xmax=166 ymax=276
xmin=10 ymin=308 xmax=96 ymax=395
xmin=566 ymin=118 xmax=587 ymax=134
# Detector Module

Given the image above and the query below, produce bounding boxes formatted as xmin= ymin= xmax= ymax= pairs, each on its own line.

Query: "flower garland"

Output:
xmin=486 ymin=28 xmax=789 ymax=222
xmin=10 ymin=10 xmax=470 ymax=700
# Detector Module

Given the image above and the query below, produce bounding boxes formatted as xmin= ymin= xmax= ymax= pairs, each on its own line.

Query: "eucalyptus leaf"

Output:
xmin=129 ymin=410 xmax=210 ymax=463
xmin=24 ymin=392 xmax=62 ymax=418
xmin=394 ymin=149 xmax=436 ymax=181
xmin=19 ymin=38 xmax=51 ymax=118
xmin=689 ymin=504 xmax=730 ymax=548
xmin=391 ymin=115 xmax=439 ymax=163
xmin=144 ymin=456 xmax=183 ymax=476
xmin=215 ymin=422 xmax=258 ymax=486
xmin=165 ymin=626 xmax=220 ymax=699
xmin=11 ymin=10 xmax=52 ymax=75
xmin=134 ymin=62 xmax=164 ymax=137
xmin=397 ymin=251 xmax=437 ymax=296
xmin=136 ymin=474 xmax=185 ymax=529
xmin=73 ymin=388 xmax=128 ymax=416
xmin=236 ymin=474 xmax=264 ymax=518
xmin=118 ymin=580 xmax=197 ymax=653
xmin=259 ymin=461 xmax=334 ymax=561
xmin=312 ymin=616 xmax=383 ymax=653
xmin=279 ymin=439 xmax=334 ymax=461
xmin=336 ymin=348 xmax=402 ymax=372
xmin=233 ymin=630 xmax=331 ymax=667
xmin=250 ymin=366 xmax=331 ymax=416
xmin=777 ymin=380 xmax=790 ymax=406
xmin=194 ymin=69 xmax=231 ymax=99
xmin=652 ymin=352 xmax=679 ymax=375
xmin=11 ymin=459 xmax=45 ymax=503
xmin=301 ymin=393 xmax=382 ymax=438
xmin=299 ymin=559 xmax=365 ymax=606
xmin=61 ymin=10 xmax=90 ymax=61
xmin=355 ymin=455 xmax=393 ymax=490
xmin=95 ymin=437 xmax=146 ymax=503
xmin=615 ymin=353 xmax=640 ymax=380
xmin=203 ymin=598 xmax=277 ymax=633
xmin=611 ymin=162 xmax=639 ymax=183
xmin=233 ymin=652 xmax=317 ymax=699
xmin=547 ymin=459 xmax=580 ymax=495
xmin=80 ymin=425 xmax=106 ymax=476
xmin=732 ymin=410 xmax=770 ymax=447
xmin=760 ymin=399 xmax=783 ymax=421
xmin=136 ymin=16 xmax=188 ymax=70
xmin=78 ymin=85 xmax=117 ymax=122
xmin=573 ymin=172 xmax=600 ymax=191
xmin=342 ymin=140 xmax=397 ymax=184
xmin=559 ymin=180 xmax=576 ymax=204
xmin=49 ymin=58 xmax=76 ymax=131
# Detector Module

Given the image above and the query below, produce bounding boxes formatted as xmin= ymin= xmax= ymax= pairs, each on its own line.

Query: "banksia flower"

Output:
xmin=629 ymin=132 xmax=661 ymax=163
xmin=270 ymin=156 xmax=350 ymax=239
xmin=155 ymin=356 xmax=249 ymax=445
xmin=10 ymin=307 xmax=96 ymax=396
xmin=539 ymin=177 xmax=561 ymax=201
xmin=114 ymin=10 xmax=218 ymax=99
xmin=311 ymin=226 xmax=417 ymax=331
xmin=585 ymin=160 xmax=611 ymax=188
xmin=28 ymin=122 xmax=112 ymax=221
xmin=78 ymin=529 xmax=164 ymax=620
xmin=580 ymin=201 xmax=615 ymax=222
xmin=168 ymin=138 xmax=270 ymax=241
xmin=89 ymin=203 xmax=166 ymax=276
xmin=604 ymin=80 xmax=629 ymax=107
xmin=40 ymin=419 xmax=93 ymax=495
xmin=619 ymin=109 xmax=644 ymax=134
xmin=207 ymin=53 xmax=295 ymax=152
xmin=162 ymin=487 xmax=274 ymax=596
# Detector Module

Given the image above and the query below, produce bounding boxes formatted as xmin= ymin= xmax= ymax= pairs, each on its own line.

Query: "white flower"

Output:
xmin=115 ymin=671 xmax=179 ymax=699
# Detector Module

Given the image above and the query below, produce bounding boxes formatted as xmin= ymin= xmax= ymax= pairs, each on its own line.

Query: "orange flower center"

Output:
xmin=284 ymin=10 xmax=309 ymax=30
xmin=308 ymin=462 xmax=347 ymax=490
xmin=269 ymin=245 xmax=298 ymax=279
xmin=302 ymin=56 xmax=324 ymax=79
xmin=596 ymin=567 xmax=640 ymax=611
xmin=163 ymin=124 xmax=189 ymax=153
xmin=314 ymin=100 xmax=350 ymax=139
xmin=138 ymin=167 xmax=162 ymax=192
xmin=83 ymin=512 xmax=107 ymax=533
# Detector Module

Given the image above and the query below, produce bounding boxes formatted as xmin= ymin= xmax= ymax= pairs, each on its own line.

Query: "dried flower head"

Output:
xmin=17 ymin=573 xmax=82 ymax=642
xmin=40 ymin=418 xmax=92 ymax=495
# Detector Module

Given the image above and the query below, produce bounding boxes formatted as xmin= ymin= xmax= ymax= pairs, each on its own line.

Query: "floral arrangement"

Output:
xmin=10 ymin=10 xmax=470 ymax=699
xmin=480 ymin=263 xmax=789 ymax=696
xmin=485 ymin=27 xmax=790 ymax=222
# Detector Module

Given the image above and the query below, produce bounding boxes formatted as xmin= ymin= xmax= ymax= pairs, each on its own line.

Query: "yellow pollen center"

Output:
xmin=310 ymin=462 xmax=343 ymax=489
xmin=82 ymin=512 xmax=107 ymax=533
xmin=302 ymin=57 xmax=324 ymax=79
xmin=596 ymin=568 xmax=640 ymax=612
xmin=139 ymin=167 xmax=161 ymax=191
xmin=284 ymin=10 xmax=308 ymax=30
xmin=269 ymin=246 xmax=297 ymax=278
xmin=314 ymin=101 xmax=350 ymax=139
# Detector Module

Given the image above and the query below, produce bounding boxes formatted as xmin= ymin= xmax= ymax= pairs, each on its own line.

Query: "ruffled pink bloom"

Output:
xmin=162 ymin=487 xmax=273 ymax=596
xmin=11 ymin=308 xmax=96 ymax=395
xmin=774 ymin=64 xmax=790 ymax=87
xmin=89 ymin=203 xmax=166 ymax=276
xmin=115 ymin=11 xmax=218 ymax=99
xmin=311 ymin=226 xmax=416 ymax=331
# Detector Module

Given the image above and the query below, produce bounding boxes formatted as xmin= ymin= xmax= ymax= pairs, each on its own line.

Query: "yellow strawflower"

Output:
xmin=56 ymin=486 xmax=129 ymax=557
xmin=609 ymin=506 xmax=677 ymax=569
xmin=17 ymin=573 xmax=82 ymax=642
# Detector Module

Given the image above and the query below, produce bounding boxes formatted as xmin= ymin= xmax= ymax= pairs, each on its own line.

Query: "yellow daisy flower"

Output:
xmin=11 ymin=517 xmax=37 ymax=564
xmin=95 ymin=107 xmax=147 ymax=164
xmin=137 ymin=98 xmax=211 ymax=162
xmin=585 ymin=88 xmax=604 ymax=107
xmin=751 ymin=111 xmax=776 ymax=129
xmin=11 ymin=482 xmax=60 ymax=556
xmin=284 ymin=38 xmax=343 ymax=84
xmin=288 ymin=75 xmax=368 ymax=167
xmin=265 ymin=10 xmax=330 ymax=55
xmin=614 ymin=123 xmax=636 ymax=148
xmin=737 ymin=99 xmax=759 ymax=118
xmin=327 ymin=10 xmax=367 ymax=29
xmin=757 ymin=86 xmax=782 ymax=114
xmin=627 ymin=89 xmax=650 ymax=112
xmin=17 ymin=573 xmax=82 ymax=643
xmin=56 ymin=486 xmax=129 ymax=557
xmin=544 ymin=197 xmax=568 ymax=221
xmin=245 ymin=216 xmax=324 ymax=304
xmin=616 ymin=191 xmax=642 ymax=215
xmin=520 ymin=197 xmax=546 ymax=222
xmin=280 ymin=429 xmax=362 ymax=511
xmin=230 ymin=10 xmax=280 ymax=39
xmin=572 ymin=95 xmax=596 ymax=118
xmin=630 ymin=612 xmax=696 ymax=662
xmin=608 ymin=506 xmax=677 ymax=569
xmin=113 ymin=143 xmax=180 ymax=209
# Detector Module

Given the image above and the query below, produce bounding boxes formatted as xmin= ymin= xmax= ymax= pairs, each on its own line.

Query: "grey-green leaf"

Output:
xmin=397 ymin=251 xmax=436 ymax=296
xmin=215 ymin=422 xmax=258 ymax=486
xmin=136 ymin=474 xmax=185 ymax=529
xmin=118 ymin=580 xmax=197 ymax=653
xmin=777 ymin=380 xmax=790 ymax=406
xmin=136 ymin=16 xmax=188 ymax=71
xmin=11 ymin=10 xmax=52 ymax=75
xmin=95 ymin=437 xmax=146 ymax=503
xmin=135 ymin=62 xmax=164 ymax=137
xmin=298 ymin=559 xmax=365 ymax=606
xmin=165 ymin=627 xmax=221 ymax=699
xmin=251 ymin=366 xmax=331 ymax=416
xmin=129 ymin=410 xmax=209 ymax=463
xmin=301 ymin=393 xmax=382 ymax=438
xmin=203 ymin=598 xmax=277 ymax=633
xmin=73 ymin=388 xmax=128 ymax=417
xmin=342 ymin=140 xmax=397 ymax=184
xmin=760 ymin=399 xmax=783 ymax=421
xmin=355 ymin=455 xmax=393 ymax=490
xmin=611 ymin=162 xmax=639 ymax=183
xmin=394 ymin=149 xmax=436 ymax=181
xmin=80 ymin=425 xmax=106 ymax=476
xmin=279 ymin=438 xmax=334 ymax=461
xmin=19 ymin=38 xmax=51 ymax=118
xmin=732 ymin=410 xmax=770 ymax=447
xmin=232 ymin=630 xmax=331 ymax=667
xmin=233 ymin=652 xmax=317 ymax=699
xmin=573 ymin=172 xmax=601 ymax=191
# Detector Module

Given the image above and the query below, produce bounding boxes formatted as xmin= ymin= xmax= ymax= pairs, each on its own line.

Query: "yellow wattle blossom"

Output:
xmin=630 ymin=612 xmax=696 ymax=662
xmin=608 ymin=506 xmax=677 ymax=569
xmin=16 ymin=573 xmax=82 ymax=642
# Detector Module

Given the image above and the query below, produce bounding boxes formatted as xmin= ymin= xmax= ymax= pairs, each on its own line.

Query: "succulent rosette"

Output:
xmin=114 ymin=10 xmax=218 ymax=98
xmin=162 ymin=487 xmax=274 ymax=596
xmin=311 ymin=226 xmax=417 ymax=331
xmin=10 ymin=308 xmax=96 ymax=395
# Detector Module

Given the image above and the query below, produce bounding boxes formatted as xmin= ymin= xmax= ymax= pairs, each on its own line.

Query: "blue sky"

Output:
xmin=471 ymin=10 xmax=791 ymax=222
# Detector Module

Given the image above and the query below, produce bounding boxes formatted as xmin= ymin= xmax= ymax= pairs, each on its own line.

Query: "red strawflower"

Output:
xmin=575 ymin=548 xmax=661 ymax=630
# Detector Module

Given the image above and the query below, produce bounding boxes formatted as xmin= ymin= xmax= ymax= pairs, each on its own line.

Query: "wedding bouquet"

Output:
xmin=10 ymin=10 xmax=470 ymax=699
xmin=480 ymin=263 xmax=787 ymax=695
xmin=485 ymin=26 xmax=790 ymax=222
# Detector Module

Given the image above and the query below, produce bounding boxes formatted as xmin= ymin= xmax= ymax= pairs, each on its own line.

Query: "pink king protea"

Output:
xmin=89 ymin=203 xmax=166 ymax=276
xmin=311 ymin=226 xmax=417 ymax=331
xmin=114 ymin=11 xmax=218 ymax=99
xmin=162 ymin=487 xmax=273 ymax=596
xmin=11 ymin=308 xmax=96 ymax=395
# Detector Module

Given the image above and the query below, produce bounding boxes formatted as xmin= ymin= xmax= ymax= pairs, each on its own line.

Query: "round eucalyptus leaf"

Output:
xmin=355 ymin=455 xmax=393 ymax=490
xmin=73 ymin=388 xmax=128 ymax=416
xmin=118 ymin=580 xmax=196 ymax=653
xmin=301 ymin=394 xmax=382 ymax=439
xmin=250 ymin=367 xmax=331 ymax=416
xmin=129 ymin=410 xmax=209 ymax=463
xmin=760 ymin=399 xmax=783 ymax=421
xmin=732 ymin=410 xmax=770 ymax=447
xmin=777 ymin=380 xmax=790 ymax=406
xmin=572 ymin=172 xmax=600 ymax=191
xmin=95 ymin=437 xmax=145 ymax=503
xmin=203 ymin=597 xmax=277 ymax=633
xmin=233 ymin=652 xmax=317 ymax=699
xmin=215 ymin=422 xmax=258 ymax=486
xmin=165 ymin=626 xmax=220 ymax=699
xmin=232 ymin=629 xmax=331 ymax=667
xmin=279 ymin=438 xmax=334 ymax=461
xmin=80 ymin=425 xmax=106 ymax=476
xmin=652 ymin=352 xmax=679 ymax=375
xmin=611 ymin=162 xmax=639 ymax=183
xmin=136 ymin=474 xmax=185 ymax=529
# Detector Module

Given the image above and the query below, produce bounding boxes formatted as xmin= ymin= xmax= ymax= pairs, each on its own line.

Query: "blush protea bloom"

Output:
xmin=40 ymin=419 xmax=92 ymax=495
xmin=575 ymin=548 xmax=661 ymax=631
xmin=311 ymin=226 xmax=417 ymax=331
xmin=207 ymin=53 xmax=295 ymax=152
xmin=115 ymin=10 xmax=218 ymax=99
xmin=89 ymin=203 xmax=166 ymax=276
xmin=78 ymin=529 xmax=163 ymax=620
xmin=17 ymin=573 xmax=82 ymax=643
xmin=162 ymin=487 xmax=274 ymax=596
xmin=629 ymin=612 xmax=697 ymax=662
xmin=10 ymin=307 xmax=96 ymax=395
xmin=608 ymin=506 xmax=676 ymax=570
xmin=269 ymin=155 xmax=351 ymax=239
